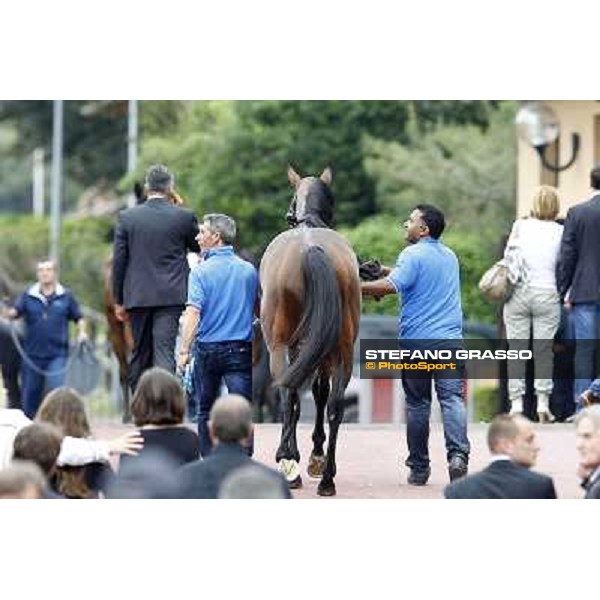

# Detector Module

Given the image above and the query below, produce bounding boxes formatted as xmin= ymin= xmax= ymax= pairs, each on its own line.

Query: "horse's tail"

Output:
xmin=279 ymin=245 xmax=342 ymax=389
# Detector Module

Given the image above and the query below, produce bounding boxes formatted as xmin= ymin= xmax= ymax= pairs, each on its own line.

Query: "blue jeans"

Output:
xmin=401 ymin=370 xmax=470 ymax=473
xmin=21 ymin=354 xmax=67 ymax=418
xmin=193 ymin=341 xmax=253 ymax=457
xmin=570 ymin=303 xmax=600 ymax=408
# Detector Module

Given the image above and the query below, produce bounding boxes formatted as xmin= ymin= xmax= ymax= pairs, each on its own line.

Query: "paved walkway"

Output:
xmin=93 ymin=421 xmax=583 ymax=499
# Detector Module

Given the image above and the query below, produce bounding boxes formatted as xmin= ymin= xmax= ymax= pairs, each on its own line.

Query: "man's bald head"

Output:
xmin=209 ymin=394 xmax=253 ymax=444
xmin=487 ymin=414 xmax=539 ymax=468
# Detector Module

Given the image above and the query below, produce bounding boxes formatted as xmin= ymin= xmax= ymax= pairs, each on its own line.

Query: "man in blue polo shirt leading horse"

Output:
xmin=2 ymin=259 xmax=87 ymax=418
xmin=361 ymin=204 xmax=470 ymax=486
xmin=177 ymin=214 xmax=258 ymax=457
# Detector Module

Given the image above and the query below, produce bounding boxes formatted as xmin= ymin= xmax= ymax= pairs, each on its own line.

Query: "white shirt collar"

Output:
xmin=490 ymin=454 xmax=512 ymax=463
xmin=27 ymin=282 xmax=65 ymax=303
xmin=589 ymin=466 xmax=600 ymax=484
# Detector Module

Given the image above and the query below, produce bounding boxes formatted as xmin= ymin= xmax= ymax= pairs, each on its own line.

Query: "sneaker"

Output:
xmin=448 ymin=454 xmax=468 ymax=482
xmin=407 ymin=468 xmax=431 ymax=486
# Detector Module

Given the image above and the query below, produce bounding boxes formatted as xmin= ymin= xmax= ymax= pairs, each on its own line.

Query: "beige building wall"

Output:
xmin=517 ymin=101 xmax=600 ymax=218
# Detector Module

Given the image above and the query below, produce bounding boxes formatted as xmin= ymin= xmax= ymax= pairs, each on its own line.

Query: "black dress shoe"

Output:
xmin=407 ymin=468 xmax=431 ymax=486
xmin=448 ymin=454 xmax=468 ymax=482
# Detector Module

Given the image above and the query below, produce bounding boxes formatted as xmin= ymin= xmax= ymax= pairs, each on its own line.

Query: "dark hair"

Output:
xmin=131 ymin=367 xmax=185 ymax=427
xmin=37 ymin=387 xmax=91 ymax=438
xmin=414 ymin=204 xmax=446 ymax=239
xmin=486 ymin=415 xmax=519 ymax=453
xmin=13 ymin=423 xmax=63 ymax=477
xmin=36 ymin=388 xmax=94 ymax=499
xmin=591 ymin=166 xmax=600 ymax=190
xmin=145 ymin=164 xmax=174 ymax=194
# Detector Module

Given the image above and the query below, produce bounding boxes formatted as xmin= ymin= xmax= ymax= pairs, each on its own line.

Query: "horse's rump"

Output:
xmin=260 ymin=227 xmax=360 ymax=388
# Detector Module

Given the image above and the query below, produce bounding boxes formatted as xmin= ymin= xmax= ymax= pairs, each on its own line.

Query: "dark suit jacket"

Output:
xmin=112 ymin=197 xmax=199 ymax=309
xmin=583 ymin=472 xmax=600 ymax=499
xmin=556 ymin=193 xmax=600 ymax=303
xmin=179 ymin=442 xmax=291 ymax=499
xmin=444 ymin=459 xmax=557 ymax=499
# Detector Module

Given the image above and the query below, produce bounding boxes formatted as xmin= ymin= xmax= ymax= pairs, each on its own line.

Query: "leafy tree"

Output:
xmin=0 ymin=100 xmax=132 ymax=212
xmin=132 ymin=100 xmax=501 ymax=254
xmin=362 ymin=101 xmax=517 ymax=240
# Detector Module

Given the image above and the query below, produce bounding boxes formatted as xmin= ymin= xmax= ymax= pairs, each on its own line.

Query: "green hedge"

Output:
xmin=0 ymin=215 xmax=112 ymax=312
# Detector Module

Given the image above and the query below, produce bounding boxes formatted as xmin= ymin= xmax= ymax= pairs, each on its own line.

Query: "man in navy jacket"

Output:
xmin=2 ymin=259 xmax=87 ymax=417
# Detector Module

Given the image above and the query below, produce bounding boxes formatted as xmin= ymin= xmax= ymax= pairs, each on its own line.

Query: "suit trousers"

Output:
xmin=127 ymin=306 xmax=183 ymax=393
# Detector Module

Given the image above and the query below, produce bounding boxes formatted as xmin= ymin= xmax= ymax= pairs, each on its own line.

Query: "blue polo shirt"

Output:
xmin=187 ymin=246 xmax=258 ymax=343
xmin=13 ymin=283 xmax=82 ymax=358
xmin=385 ymin=238 xmax=463 ymax=340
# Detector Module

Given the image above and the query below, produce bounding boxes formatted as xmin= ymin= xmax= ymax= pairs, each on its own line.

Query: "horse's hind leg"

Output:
xmin=272 ymin=346 xmax=302 ymax=488
xmin=308 ymin=371 xmax=329 ymax=479
xmin=318 ymin=364 xmax=350 ymax=497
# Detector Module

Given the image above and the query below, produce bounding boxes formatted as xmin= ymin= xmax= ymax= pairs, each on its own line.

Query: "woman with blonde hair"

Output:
xmin=503 ymin=185 xmax=564 ymax=422
xmin=36 ymin=388 xmax=114 ymax=498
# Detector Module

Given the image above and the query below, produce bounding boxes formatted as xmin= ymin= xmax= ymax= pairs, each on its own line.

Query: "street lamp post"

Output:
xmin=50 ymin=100 xmax=64 ymax=265
xmin=515 ymin=101 xmax=580 ymax=176
xmin=127 ymin=100 xmax=138 ymax=208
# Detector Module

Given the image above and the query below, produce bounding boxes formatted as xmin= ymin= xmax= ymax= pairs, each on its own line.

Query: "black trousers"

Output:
xmin=127 ymin=305 xmax=183 ymax=393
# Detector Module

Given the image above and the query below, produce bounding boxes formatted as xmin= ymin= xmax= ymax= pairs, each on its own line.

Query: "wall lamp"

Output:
xmin=515 ymin=101 xmax=580 ymax=173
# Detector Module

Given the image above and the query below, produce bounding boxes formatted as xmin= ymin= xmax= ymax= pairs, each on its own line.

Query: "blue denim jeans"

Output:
xmin=21 ymin=354 xmax=67 ymax=418
xmin=570 ymin=302 xmax=600 ymax=408
xmin=401 ymin=369 xmax=470 ymax=473
xmin=193 ymin=341 xmax=253 ymax=457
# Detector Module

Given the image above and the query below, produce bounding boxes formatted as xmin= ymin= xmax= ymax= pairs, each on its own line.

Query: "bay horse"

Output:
xmin=0 ymin=269 xmax=23 ymax=409
xmin=259 ymin=166 xmax=360 ymax=496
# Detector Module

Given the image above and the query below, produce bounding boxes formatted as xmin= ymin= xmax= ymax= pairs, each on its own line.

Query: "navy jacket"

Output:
xmin=444 ymin=460 xmax=557 ymax=499
xmin=14 ymin=283 xmax=82 ymax=358
xmin=179 ymin=442 xmax=290 ymax=499
xmin=556 ymin=193 xmax=600 ymax=303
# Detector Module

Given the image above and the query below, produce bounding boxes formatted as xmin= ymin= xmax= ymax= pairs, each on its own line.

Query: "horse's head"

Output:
xmin=286 ymin=165 xmax=335 ymax=229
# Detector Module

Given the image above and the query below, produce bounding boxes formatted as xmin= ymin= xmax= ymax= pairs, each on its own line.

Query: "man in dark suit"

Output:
xmin=112 ymin=164 xmax=199 ymax=393
xmin=575 ymin=406 xmax=600 ymax=499
xmin=179 ymin=394 xmax=290 ymax=499
xmin=556 ymin=166 xmax=600 ymax=412
xmin=444 ymin=414 xmax=557 ymax=499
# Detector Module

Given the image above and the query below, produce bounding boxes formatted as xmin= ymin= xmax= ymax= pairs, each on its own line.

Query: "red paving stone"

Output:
xmin=93 ymin=421 xmax=584 ymax=499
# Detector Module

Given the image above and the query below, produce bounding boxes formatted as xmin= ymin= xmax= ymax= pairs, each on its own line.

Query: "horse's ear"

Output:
xmin=320 ymin=166 xmax=333 ymax=186
xmin=287 ymin=165 xmax=302 ymax=188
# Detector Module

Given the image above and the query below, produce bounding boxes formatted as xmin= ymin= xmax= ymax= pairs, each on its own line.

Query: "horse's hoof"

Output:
xmin=279 ymin=459 xmax=301 ymax=487
xmin=317 ymin=482 xmax=336 ymax=497
xmin=288 ymin=475 xmax=303 ymax=489
xmin=307 ymin=454 xmax=325 ymax=479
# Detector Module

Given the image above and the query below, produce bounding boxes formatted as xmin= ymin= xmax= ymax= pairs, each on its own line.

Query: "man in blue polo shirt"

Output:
xmin=362 ymin=204 xmax=470 ymax=486
xmin=177 ymin=214 xmax=258 ymax=457
xmin=2 ymin=259 xmax=87 ymax=418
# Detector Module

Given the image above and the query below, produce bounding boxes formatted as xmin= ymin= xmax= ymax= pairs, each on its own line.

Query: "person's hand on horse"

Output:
xmin=114 ymin=304 xmax=129 ymax=322
xmin=107 ymin=431 xmax=144 ymax=456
